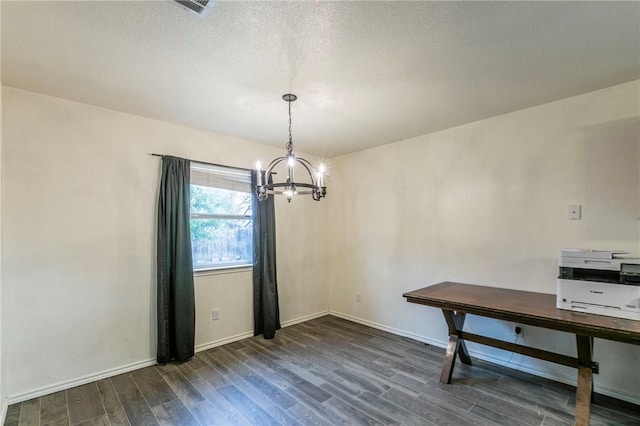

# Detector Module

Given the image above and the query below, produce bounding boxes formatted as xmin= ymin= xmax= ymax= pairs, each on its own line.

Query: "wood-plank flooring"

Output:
xmin=5 ymin=316 xmax=640 ymax=425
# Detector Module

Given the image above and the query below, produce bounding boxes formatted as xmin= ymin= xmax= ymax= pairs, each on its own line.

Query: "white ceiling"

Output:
xmin=2 ymin=1 xmax=639 ymax=158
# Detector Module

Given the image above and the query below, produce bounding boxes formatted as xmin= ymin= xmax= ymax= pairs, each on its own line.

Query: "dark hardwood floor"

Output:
xmin=5 ymin=316 xmax=640 ymax=425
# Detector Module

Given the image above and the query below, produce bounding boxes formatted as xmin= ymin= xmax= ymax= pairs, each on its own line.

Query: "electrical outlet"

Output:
xmin=514 ymin=325 xmax=523 ymax=338
xmin=568 ymin=204 xmax=582 ymax=220
xmin=212 ymin=309 xmax=220 ymax=321
xmin=356 ymin=293 xmax=361 ymax=302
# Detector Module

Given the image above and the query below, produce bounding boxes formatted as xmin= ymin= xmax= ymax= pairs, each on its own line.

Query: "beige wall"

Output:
xmin=327 ymin=80 xmax=640 ymax=403
xmin=2 ymin=80 xmax=640 ymax=407
xmin=1 ymin=87 xmax=328 ymax=401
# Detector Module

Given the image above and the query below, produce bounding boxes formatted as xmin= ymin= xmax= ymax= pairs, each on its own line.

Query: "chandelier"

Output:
xmin=255 ymin=94 xmax=327 ymax=203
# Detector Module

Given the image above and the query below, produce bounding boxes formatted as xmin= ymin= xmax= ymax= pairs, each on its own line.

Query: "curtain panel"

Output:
xmin=251 ymin=170 xmax=281 ymax=339
xmin=157 ymin=156 xmax=195 ymax=363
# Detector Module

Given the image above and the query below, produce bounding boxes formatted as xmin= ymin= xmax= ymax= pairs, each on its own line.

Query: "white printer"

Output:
xmin=557 ymin=249 xmax=640 ymax=321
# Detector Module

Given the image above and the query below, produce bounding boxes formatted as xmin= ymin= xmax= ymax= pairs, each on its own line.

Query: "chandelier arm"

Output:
xmin=263 ymin=157 xmax=317 ymax=184
xmin=293 ymin=157 xmax=319 ymax=186
xmin=264 ymin=156 xmax=288 ymax=175
xmin=265 ymin=182 xmax=316 ymax=189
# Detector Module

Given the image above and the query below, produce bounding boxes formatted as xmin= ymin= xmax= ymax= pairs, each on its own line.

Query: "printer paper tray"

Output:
xmin=556 ymin=279 xmax=640 ymax=321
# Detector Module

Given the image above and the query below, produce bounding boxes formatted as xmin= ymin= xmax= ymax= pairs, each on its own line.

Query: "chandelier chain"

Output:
xmin=286 ymin=100 xmax=293 ymax=154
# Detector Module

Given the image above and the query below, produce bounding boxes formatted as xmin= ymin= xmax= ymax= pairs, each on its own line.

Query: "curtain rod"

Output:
xmin=148 ymin=153 xmax=252 ymax=172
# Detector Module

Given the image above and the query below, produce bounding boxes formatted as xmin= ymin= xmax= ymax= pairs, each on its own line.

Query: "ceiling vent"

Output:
xmin=174 ymin=0 xmax=214 ymax=16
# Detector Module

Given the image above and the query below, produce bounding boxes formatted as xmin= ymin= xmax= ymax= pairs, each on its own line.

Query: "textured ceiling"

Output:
xmin=2 ymin=1 xmax=639 ymax=157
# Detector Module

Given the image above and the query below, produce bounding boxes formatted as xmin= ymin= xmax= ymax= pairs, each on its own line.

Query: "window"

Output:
xmin=190 ymin=163 xmax=252 ymax=271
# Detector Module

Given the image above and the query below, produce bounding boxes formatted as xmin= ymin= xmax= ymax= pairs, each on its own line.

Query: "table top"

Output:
xmin=404 ymin=282 xmax=640 ymax=345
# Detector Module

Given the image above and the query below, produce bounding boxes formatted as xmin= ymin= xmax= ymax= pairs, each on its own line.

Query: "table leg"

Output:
xmin=458 ymin=339 xmax=472 ymax=365
xmin=440 ymin=310 xmax=472 ymax=384
xmin=441 ymin=334 xmax=459 ymax=384
xmin=575 ymin=335 xmax=594 ymax=426
xmin=575 ymin=366 xmax=592 ymax=426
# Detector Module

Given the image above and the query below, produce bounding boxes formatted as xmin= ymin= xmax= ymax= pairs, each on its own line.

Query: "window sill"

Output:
xmin=194 ymin=265 xmax=252 ymax=277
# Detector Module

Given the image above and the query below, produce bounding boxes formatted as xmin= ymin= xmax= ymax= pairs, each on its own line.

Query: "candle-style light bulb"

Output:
xmin=317 ymin=163 xmax=325 ymax=187
xmin=287 ymin=155 xmax=295 ymax=183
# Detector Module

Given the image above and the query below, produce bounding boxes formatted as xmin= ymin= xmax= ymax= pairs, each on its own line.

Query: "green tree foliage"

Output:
xmin=190 ymin=186 xmax=250 ymax=238
xmin=190 ymin=185 xmax=253 ymax=268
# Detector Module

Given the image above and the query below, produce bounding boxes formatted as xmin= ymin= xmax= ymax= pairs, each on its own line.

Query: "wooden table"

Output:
xmin=403 ymin=282 xmax=640 ymax=426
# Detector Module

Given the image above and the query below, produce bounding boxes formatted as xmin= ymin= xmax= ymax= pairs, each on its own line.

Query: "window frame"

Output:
xmin=189 ymin=162 xmax=253 ymax=273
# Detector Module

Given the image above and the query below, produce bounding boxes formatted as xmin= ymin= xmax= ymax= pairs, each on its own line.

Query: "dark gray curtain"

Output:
xmin=252 ymin=170 xmax=281 ymax=339
xmin=157 ymin=156 xmax=195 ymax=363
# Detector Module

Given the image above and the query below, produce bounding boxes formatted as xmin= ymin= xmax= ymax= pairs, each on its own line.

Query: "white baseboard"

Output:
xmin=7 ymin=358 xmax=156 ymax=405
xmin=498 ymin=358 xmax=640 ymax=406
xmin=281 ymin=310 xmax=329 ymax=328
xmin=195 ymin=331 xmax=255 ymax=352
xmin=329 ymin=310 xmax=640 ymax=406
xmin=10 ymin=309 xmax=636 ymax=407
xmin=195 ymin=310 xmax=328 ymax=352
xmin=7 ymin=310 xmax=330 ymax=406
xmin=330 ymin=311 xmax=446 ymax=347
